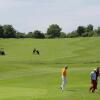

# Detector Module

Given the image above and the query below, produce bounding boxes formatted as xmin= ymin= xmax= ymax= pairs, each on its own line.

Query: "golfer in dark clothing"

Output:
xmin=95 ymin=67 xmax=100 ymax=89
xmin=89 ymin=69 xmax=97 ymax=92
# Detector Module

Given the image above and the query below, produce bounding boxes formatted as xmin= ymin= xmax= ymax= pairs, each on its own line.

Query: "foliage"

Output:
xmin=66 ymin=31 xmax=79 ymax=38
xmin=77 ymin=26 xmax=86 ymax=36
xmin=3 ymin=25 xmax=16 ymax=38
xmin=67 ymin=24 xmax=99 ymax=38
xmin=86 ymin=24 xmax=93 ymax=32
xmin=60 ymin=32 xmax=67 ymax=38
xmin=16 ymin=32 xmax=26 ymax=38
xmin=47 ymin=24 xmax=62 ymax=38
xmin=0 ymin=25 xmax=4 ymax=38
xmin=0 ymin=24 xmax=100 ymax=38
xmin=33 ymin=30 xmax=45 ymax=38
xmin=95 ymin=27 xmax=100 ymax=36
xmin=26 ymin=32 xmax=34 ymax=38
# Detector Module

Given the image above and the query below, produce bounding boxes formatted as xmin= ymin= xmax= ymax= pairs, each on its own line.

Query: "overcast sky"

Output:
xmin=0 ymin=0 xmax=100 ymax=33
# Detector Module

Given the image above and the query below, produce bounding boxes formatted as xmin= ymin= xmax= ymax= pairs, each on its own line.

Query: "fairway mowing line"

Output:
xmin=0 ymin=67 xmax=92 ymax=80
xmin=41 ymin=56 xmax=98 ymax=65
xmin=70 ymin=67 xmax=92 ymax=71
xmin=0 ymin=87 xmax=47 ymax=99
xmin=79 ymin=90 xmax=87 ymax=100
xmin=41 ymin=55 xmax=76 ymax=62
xmin=0 ymin=67 xmax=58 ymax=80
xmin=65 ymin=88 xmax=88 ymax=100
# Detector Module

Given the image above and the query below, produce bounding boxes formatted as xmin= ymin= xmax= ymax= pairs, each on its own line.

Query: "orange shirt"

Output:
xmin=61 ymin=68 xmax=67 ymax=76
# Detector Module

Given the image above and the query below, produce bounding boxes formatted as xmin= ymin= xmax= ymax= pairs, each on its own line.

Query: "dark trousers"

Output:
xmin=95 ymin=79 xmax=98 ymax=89
xmin=90 ymin=80 xmax=96 ymax=92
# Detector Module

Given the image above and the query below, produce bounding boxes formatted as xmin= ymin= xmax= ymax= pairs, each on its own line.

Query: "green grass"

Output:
xmin=0 ymin=37 xmax=100 ymax=100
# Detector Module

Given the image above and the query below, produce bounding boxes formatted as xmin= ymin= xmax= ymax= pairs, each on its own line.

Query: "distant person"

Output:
xmin=36 ymin=50 xmax=40 ymax=55
xmin=33 ymin=48 xmax=36 ymax=54
xmin=89 ymin=69 xmax=96 ymax=93
xmin=95 ymin=67 xmax=100 ymax=89
xmin=60 ymin=65 xmax=68 ymax=91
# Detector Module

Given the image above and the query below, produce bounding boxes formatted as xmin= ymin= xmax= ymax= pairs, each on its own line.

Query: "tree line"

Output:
xmin=0 ymin=24 xmax=100 ymax=38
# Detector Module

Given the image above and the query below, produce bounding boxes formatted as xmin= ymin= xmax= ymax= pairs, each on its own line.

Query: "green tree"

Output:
xmin=33 ymin=30 xmax=45 ymax=38
xmin=60 ymin=32 xmax=66 ymax=38
xmin=82 ymin=31 xmax=94 ymax=37
xmin=16 ymin=32 xmax=26 ymax=38
xmin=86 ymin=24 xmax=93 ymax=32
xmin=0 ymin=25 xmax=4 ymax=38
xmin=77 ymin=26 xmax=86 ymax=36
xmin=95 ymin=27 xmax=100 ymax=35
xmin=67 ymin=31 xmax=79 ymax=38
xmin=47 ymin=24 xmax=62 ymax=38
xmin=26 ymin=32 xmax=34 ymax=38
xmin=3 ymin=25 xmax=16 ymax=38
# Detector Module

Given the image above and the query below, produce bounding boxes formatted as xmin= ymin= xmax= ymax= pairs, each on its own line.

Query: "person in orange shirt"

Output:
xmin=60 ymin=65 xmax=68 ymax=91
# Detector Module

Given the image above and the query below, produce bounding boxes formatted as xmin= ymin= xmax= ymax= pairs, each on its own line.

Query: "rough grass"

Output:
xmin=0 ymin=37 xmax=100 ymax=100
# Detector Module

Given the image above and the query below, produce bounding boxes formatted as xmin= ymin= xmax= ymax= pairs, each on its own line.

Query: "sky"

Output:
xmin=0 ymin=0 xmax=100 ymax=33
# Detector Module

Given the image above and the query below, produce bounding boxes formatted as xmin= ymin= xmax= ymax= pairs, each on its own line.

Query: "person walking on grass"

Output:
xmin=89 ymin=69 xmax=96 ymax=93
xmin=60 ymin=65 xmax=68 ymax=91
xmin=95 ymin=67 xmax=100 ymax=89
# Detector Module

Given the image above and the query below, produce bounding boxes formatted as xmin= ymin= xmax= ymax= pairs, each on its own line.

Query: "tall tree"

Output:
xmin=33 ymin=30 xmax=45 ymax=38
xmin=60 ymin=32 xmax=67 ymax=38
xmin=77 ymin=26 xmax=86 ymax=36
xmin=26 ymin=32 xmax=34 ymax=38
xmin=66 ymin=31 xmax=79 ymax=38
xmin=3 ymin=25 xmax=16 ymax=38
xmin=86 ymin=24 xmax=93 ymax=32
xmin=16 ymin=32 xmax=26 ymax=38
xmin=0 ymin=25 xmax=4 ymax=38
xmin=96 ymin=27 xmax=100 ymax=35
xmin=47 ymin=24 xmax=62 ymax=38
